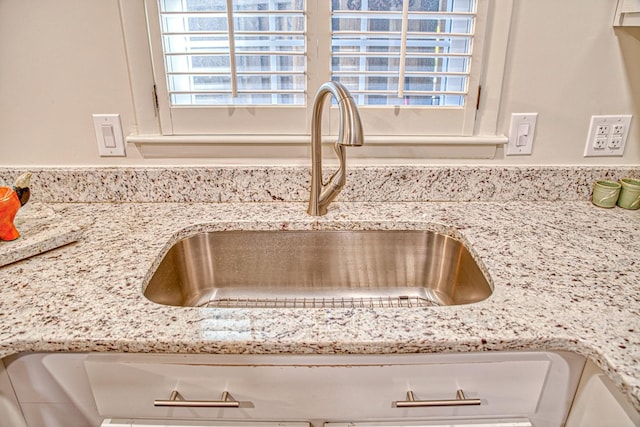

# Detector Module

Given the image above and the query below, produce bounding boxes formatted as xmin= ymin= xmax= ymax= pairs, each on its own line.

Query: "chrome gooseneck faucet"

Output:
xmin=307 ymin=81 xmax=364 ymax=216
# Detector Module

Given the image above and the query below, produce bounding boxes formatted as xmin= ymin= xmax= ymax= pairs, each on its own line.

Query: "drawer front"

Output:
xmin=85 ymin=353 xmax=561 ymax=422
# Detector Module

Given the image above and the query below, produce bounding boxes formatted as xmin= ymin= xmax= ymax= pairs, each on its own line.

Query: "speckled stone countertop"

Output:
xmin=0 ymin=199 xmax=638 ymax=410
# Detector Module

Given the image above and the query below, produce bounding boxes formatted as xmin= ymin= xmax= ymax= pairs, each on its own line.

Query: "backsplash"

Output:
xmin=0 ymin=166 xmax=638 ymax=203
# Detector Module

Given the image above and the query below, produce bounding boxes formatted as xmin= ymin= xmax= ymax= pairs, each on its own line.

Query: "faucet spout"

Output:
xmin=307 ymin=82 xmax=364 ymax=216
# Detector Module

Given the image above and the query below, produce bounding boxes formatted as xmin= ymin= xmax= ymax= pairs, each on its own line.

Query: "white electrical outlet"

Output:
xmin=612 ymin=124 xmax=625 ymax=135
xmin=93 ymin=114 xmax=126 ymax=157
xmin=506 ymin=113 xmax=538 ymax=156
xmin=594 ymin=138 xmax=607 ymax=149
xmin=584 ymin=115 xmax=632 ymax=157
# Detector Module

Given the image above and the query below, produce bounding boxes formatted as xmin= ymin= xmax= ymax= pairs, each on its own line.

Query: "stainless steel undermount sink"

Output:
xmin=144 ymin=230 xmax=492 ymax=309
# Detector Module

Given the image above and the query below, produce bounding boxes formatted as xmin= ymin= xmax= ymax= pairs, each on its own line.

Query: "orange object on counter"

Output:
xmin=0 ymin=186 xmax=21 ymax=241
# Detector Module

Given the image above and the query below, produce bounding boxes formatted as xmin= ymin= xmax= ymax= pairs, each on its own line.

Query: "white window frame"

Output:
xmin=119 ymin=0 xmax=513 ymax=158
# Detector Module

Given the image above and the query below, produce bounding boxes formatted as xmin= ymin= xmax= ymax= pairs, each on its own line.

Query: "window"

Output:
xmin=122 ymin=0 xmax=512 ymax=153
xmin=159 ymin=0 xmax=306 ymax=107
xmin=329 ymin=0 xmax=482 ymax=136
xmin=332 ymin=0 xmax=474 ymax=108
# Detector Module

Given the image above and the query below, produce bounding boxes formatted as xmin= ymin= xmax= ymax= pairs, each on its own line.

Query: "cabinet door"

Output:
xmin=4 ymin=353 xmax=101 ymax=426
xmin=84 ymin=352 xmax=581 ymax=425
xmin=0 ymin=360 xmax=27 ymax=427
xmin=565 ymin=360 xmax=640 ymax=427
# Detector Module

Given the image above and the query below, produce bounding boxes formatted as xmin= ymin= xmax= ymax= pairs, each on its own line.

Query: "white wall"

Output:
xmin=498 ymin=1 xmax=640 ymax=165
xmin=0 ymin=0 xmax=638 ymax=166
xmin=0 ymin=0 xmax=134 ymax=165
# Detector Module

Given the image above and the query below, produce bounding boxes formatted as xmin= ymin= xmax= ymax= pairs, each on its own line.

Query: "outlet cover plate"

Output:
xmin=584 ymin=115 xmax=632 ymax=157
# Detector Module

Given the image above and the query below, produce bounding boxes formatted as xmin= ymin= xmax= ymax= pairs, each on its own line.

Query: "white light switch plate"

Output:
xmin=93 ymin=114 xmax=125 ymax=157
xmin=506 ymin=113 xmax=538 ymax=156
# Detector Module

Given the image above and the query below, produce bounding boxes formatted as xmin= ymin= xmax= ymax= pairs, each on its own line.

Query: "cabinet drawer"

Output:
xmin=85 ymin=352 xmax=581 ymax=424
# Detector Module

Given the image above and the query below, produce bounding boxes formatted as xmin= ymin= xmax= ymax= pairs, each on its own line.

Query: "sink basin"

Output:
xmin=144 ymin=230 xmax=492 ymax=308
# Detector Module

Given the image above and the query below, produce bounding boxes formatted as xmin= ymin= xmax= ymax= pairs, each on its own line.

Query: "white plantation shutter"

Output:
xmin=145 ymin=0 xmax=309 ymax=135
xmin=159 ymin=0 xmax=306 ymax=106
xmin=328 ymin=0 xmax=483 ymax=136
xmin=331 ymin=0 xmax=475 ymax=107
xmin=144 ymin=0 xmax=488 ymax=137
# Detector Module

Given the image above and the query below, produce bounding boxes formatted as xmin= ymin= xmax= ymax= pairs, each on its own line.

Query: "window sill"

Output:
xmin=127 ymin=134 xmax=508 ymax=160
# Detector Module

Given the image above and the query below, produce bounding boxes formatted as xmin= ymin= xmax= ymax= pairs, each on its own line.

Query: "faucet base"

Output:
xmin=307 ymin=205 xmax=328 ymax=216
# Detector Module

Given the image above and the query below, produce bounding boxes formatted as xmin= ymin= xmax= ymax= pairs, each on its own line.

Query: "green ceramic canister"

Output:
xmin=617 ymin=178 xmax=640 ymax=210
xmin=592 ymin=180 xmax=621 ymax=208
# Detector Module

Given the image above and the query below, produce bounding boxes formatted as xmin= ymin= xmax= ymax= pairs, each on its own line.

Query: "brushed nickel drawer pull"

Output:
xmin=154 ymin=390 xmax=241 ymax=408
xmin=394 ymin=389 xmax=481 ymax=407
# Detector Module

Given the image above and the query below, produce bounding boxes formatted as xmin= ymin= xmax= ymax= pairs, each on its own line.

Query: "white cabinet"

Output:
xmin=84 ymin=352 xmax=583 ymax=426
xmin=4 ymin=351 xmax=586 ymax=427
xmin=614 ymin=0 xmax=640 ymax=26
xmin=0 ymin=359 xmax=27 ymax=427
xmin=566 ymin=360 xmax=640 ymax=427
xmin=2 ymin=353 xmax=101 ymax=427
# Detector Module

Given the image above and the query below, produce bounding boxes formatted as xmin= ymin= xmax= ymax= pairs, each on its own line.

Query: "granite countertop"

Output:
xmin=0 ymin=200 xmax=638 ymax=411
